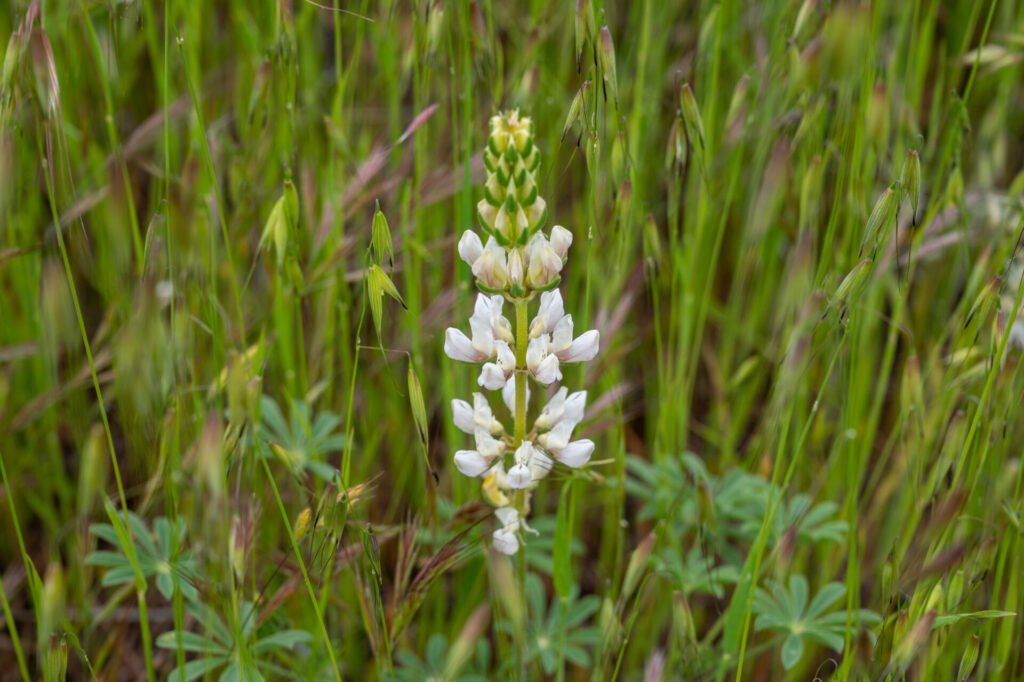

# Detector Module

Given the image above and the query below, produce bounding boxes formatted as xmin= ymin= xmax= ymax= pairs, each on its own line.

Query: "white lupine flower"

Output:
xmin=508 ymin=248 xmax=525 ymax=287
xmin=454 ymin=450 xmax=490 ymax=477
xmin=506 ymin=462 xmax=531 ymax=489
xmin=534 ymin=355 xmax=561 ymax=385
xmin=526 ymin=233 xmax=563 ymax=289
xmin=444 ymin=328 xmax=488 ymax=363
xmin=474 ymin=427 xmax=505 ymax=458
xmin=495 ymin=340 xmax=516 ymax=372
xmin=479 ymin=363 xmax=507 ymax=390
xmin=453 ymin=394 xmax=504 ymax=435
xmin=507 ymin=441 xmax=542 ymax=489
xmin=539 ymin=419 xmax=575 ymax=451
xmin=451 ymin=398 xmax=476 ymax=433
xmin=458 ymin=230 xmax=484 ymax=266
xmin=476 ymin=294 xmax=513 ymax=344
xmin=558 ymin=330 xmax=600 ymax=362
xmin=493 ymin=507 xmax=520 ymax=555
xmin=548 ymin=315 xmax=600 ymax=363
xmin=551 ymin=439 xmax=594 ymax=468
xmin=530 ymin=289 xmax=565 ymax=338
xmin=526 ymin=335 xmax=562 ymax=384
xmin=478 ymin=340 xmax=516 ymax=390
xmin=534 ymin=387 xmax=587 ymax=430
xmin=472 ymin=237 xmax=509 ymax=289
xmin=549 ymin=225 xmax=573 ymax=259
xmin=528 ymin=447 xmax=554 ymax=482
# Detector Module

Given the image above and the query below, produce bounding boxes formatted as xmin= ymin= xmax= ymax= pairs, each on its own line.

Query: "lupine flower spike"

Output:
xmin=445 ymin=110 xmax=600 ymax=554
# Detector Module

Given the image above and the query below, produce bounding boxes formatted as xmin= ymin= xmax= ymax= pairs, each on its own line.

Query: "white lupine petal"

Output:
xmin=502 ymin=375 xmax=531 ymax=413
xmin=445 ymin=328 xmax=485 ymax=362
xmin=550 ymin=225 xmax=573 ymax=259
xmin=527 ymin=240 xmax=563 ymax=289
xmin=458 ymin=230 xmax=484 ymax=266
xmin=468 ymin=315 xmax=496 ymax=358
xmin=550 ymin=315 xmax=574 ymax=354
xmin=533 ymin=354 xmax=561 ymax=385
xmin=554 ymin=439 xmax=594 ymax=468
xmin=495 ymin=341 xmax=516 ymax=373
xmin=526 ymin=335 xmax=549 ymax=372
xmin=493 ymin=526 xmax=519 ymax=554
xmin=472 ymin=393 xmax=503 ymax=434
xmin=454 ymin=450 xmax=490 ymax=477
xmin=513 ymin=440 xmax=536 ymax=465
xmin=474 ymin=429 xmax=504 ymax=458
xmin=542 ymin=420 xmax=575 ymax=451
xmin=534 ymin=386 xmax=568 ymax=430
xmin=508 ymin=248 xmax=525 ymax=287
xmin=472 ymin=293 xmax=491 ymax=321
xmin=495 ymin=506 xmax=519 ymax=527
xmin=528 ymin=449 xmax=554 ymax=481
xmin=472 ymin=238 xmax=509 ymax=289
xmin=506 ymin=463 xmax=531 ymax=489
xmin=559 ymin=329 xmax=600 ymax=362
xmin=478 ymin=363 xmax=508 ymax=390
xmin=563 ymin=390 xmax=587 ymax=425
xmin=530 ymin=290 xmax=565 ymax=337
xmin=452 ymin=399 xmax=475 ymax=434
xmin=527 ymin=196 xmax=546 ymax=228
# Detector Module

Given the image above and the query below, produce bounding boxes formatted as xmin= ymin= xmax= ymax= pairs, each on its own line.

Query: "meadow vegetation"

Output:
xmin=1 ymin=0 xmax=1023 ymax=679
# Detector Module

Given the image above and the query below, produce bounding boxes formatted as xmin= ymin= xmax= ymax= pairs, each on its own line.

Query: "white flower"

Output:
xmin=452 ymin=394 xmax=504 ymax=435
xmin=472 ymin=237 xmax=509 ymax=290
xmin=474 ymin=427 xmax=504 ymax=458
xmin=478 ymin=340 xmax=516 ymax=390
xmin=528 ymin=447 xmax=553 ymax=482
xmin=526 ymin=335 xmax=562 ymax=385
xmin=506 ymin=462 xmax=531 ymax=489
xmin=453 ymin=450 xmax=490 ymax=477
xmin=530 ymin=289 xmax=565 ymax=338
xmin=451 ymin=398 xmax=475 ymax=433
xmin=552 ymin=439 xmax=594 ymax=468
xmin=548 ymin=315 xmax=600 ymax=363
xmin=493 ymin=507 xmax=520 ymax=555
xmin=478 ymin=363 xmax=508 ymax=390
xmin=539 ymin=419 xmax=575 ymax=451
xmin=534 ymin=387 xmax=587 ymax=430
xmin=526 ymin=233 xmax=563 ymax=289
xmin=508 ymin=248 xmax=525 ymax=287
xmin=506 ymin=441 xmax=554 ymax=489
xmin=502 ymin=375 xmax=531 ymax=413
xmin=475 ymin=294 xmax=514 ymax=344
xmin=549 ymin=225 xmax=573 ymax=259
xmin=458 ymin=230 xmax=484 ymax=266
xmin=444 ymin=328 xmax=488 ymax=363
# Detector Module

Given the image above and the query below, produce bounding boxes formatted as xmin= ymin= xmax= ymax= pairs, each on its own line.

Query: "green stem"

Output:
xmin=512 ymin=296 xmax=529 ymax=682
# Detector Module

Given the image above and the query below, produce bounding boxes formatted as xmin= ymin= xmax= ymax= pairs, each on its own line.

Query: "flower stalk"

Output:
xmin=445 ymin=110 xmax=601 ymax=556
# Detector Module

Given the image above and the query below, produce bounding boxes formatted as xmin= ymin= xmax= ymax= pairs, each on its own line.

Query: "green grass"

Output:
xmin=2 ymin=0 xmax=1023 ymax=679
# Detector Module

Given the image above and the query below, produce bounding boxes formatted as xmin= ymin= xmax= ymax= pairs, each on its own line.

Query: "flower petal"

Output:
xmin=452 ymin=399 xmax=475 ymax=434
xmin=444 ymin=328 xmax=485 ymax=362
xmin=478 ymin=363 xmax=508 ymax=391
xmin=559 ymin=330 xmax=600 ymax=362
xmin=554 ymin=439 xmax=594 ymax=468
xmin=458 ymin=230 xmax=483 ymax=266
xmin=454 ymin=450 xmax=489 ymax=477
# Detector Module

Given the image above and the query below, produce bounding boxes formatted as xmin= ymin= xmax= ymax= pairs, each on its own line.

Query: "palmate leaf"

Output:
xmin=254 ymin=394 xmax=346 ymax=482
xmin=159 ymin=600 xmax=312 ymax=681
xmin=86 ymin=512 xmax=199 ymax=600
xmin=752 ymin=575 xmax=881 ymax=671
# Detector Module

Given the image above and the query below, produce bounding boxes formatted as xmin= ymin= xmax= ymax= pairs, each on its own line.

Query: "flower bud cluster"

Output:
xmin=444 ymin=110 xmax=600 ymax=555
